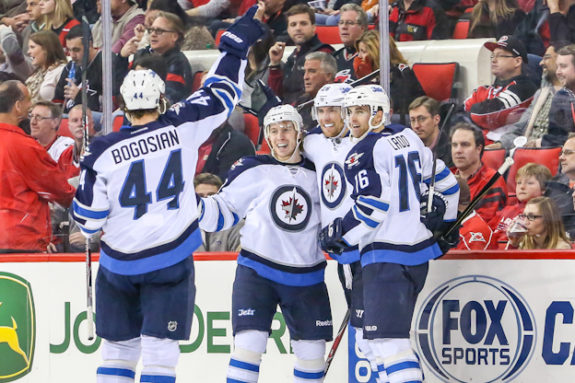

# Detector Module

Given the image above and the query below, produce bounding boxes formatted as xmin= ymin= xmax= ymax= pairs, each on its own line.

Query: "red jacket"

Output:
xmin=488 ymin=201 xmax=525 ymax=249
xmin=58 ymin=144 xmax=81 ymax=180
xmin=462 ymin=164 xmax=507 ymax=224
xmin=0 ymin=123 xmax=75 ymax=251
xmin=457 ymin=211 xmax=496 ymax=250
xmin=389 ymin=0 xmax=449 ymax=41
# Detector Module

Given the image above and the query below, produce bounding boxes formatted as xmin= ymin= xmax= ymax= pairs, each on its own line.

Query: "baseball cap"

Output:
xmin=484 ymin=35 xmax=528 ymax=64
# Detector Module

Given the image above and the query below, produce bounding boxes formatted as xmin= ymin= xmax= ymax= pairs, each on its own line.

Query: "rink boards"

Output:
xmin=1 ymin=251 xmax=575 ymax=382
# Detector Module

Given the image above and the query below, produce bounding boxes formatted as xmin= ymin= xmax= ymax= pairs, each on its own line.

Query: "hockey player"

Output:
xmin=199 ymin=104 xmax=332 ymax=383
xmin=71 ymin=6 xmax=266 ymax=383
xmin=320 ymin=85 xmax=459 ymax=383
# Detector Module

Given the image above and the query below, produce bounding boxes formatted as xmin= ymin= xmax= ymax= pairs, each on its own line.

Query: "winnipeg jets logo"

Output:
xmin=230 ymin=158 xmax=244 ymax=171
xmin=321 ymin=162 xmax=346 ymax=209
xmin=270 ymin=185 xmax=312 ymax=232
xmin=345 ymin=152 xmax=363 ymax=168
xmin=469 ymin=232 xmax=487 ymax=243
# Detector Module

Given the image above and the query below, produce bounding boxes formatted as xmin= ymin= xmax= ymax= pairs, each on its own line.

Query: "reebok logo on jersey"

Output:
xmin=222 ymin=31 xmax=243 ymax=44
xmin=469 ymin=232 xmax=487 ymax=243
xmin=345 ymin=152 xmax=363 ymax=168
xmin=365 ymin=325 xmax=377 ymax=332
xmin=238 ymin=308 xmax=255 ymax=316
xmin=316 ymin=320 xmax=332 ymax=327
xmin=167 ymin=321 xmax=178 ymax=332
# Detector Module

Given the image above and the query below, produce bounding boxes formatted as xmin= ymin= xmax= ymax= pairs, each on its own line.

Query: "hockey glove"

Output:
xmin=219 ymin=6 xmax=267 ymax=59
xmin=436 ymin=223 xmax=460 ymax=254
xmin=319 ymin=218 xmax=347 ymax=255
xmin=420 ymin=191 xmax=447 ymax=233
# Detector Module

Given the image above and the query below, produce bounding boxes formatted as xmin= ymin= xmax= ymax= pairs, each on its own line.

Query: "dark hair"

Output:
xmin=550 ymin=40 xmax=571 ymax=53
xmin=450 ymin=122 xmax=485 ymax=156
xmin=66 ymin=23 xmax=92 ymax=42
xmin=29 ymin=31 xmax=67 ymax=69
xmin=149 ymin=0 xmax=190 ymax=26
xmin=32 ymin=100 xmax=62 ymax=120
xmin=0 ymin=80 xmax=24 ymax=113
xmin=285 ymin=4 xmax=315 ymax=25
xmin=194 ymin=173 xmax=223 ymax=188
xmin=133 ymin=55 xmax=168 ymax=81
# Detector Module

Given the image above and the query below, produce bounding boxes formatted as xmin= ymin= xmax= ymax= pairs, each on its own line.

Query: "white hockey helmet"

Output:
xmin=342 ymin=84 xmax=390 ymax=131
xmin=120 ymin=69 xmax=166 ymax=111
xmin=312 ymin=82 xmax=353 ymax=122
xmin=263 ymin=104 xmax=303 ymax=160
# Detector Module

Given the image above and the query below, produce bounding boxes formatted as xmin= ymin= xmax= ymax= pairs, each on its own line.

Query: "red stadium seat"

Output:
xmin=482 ymin=148 xmax=506 ymax=171
xmin=506 ymin=147 xmax=561 ymax=195
xmin=113 ymin=115 xmax=124 ymax=132
xmin=59 ymin=118 xmax=73 ymax=138
xmin=452 ymin=19 xmax=470 ymax=39
xmin=315 ymin=26 xmax=341 ymax=44
xmin=257 ymin=138 xmax=271 ymax=155
xmin=412 ymin=62 xmax=459 ymax=102
xmin=192 ymin=71 xmax=204 ymax=93
xmin=243 ymin=113 xmax=260 ymax=147
xmin=215 ymin=29 xmax=225 ymax=46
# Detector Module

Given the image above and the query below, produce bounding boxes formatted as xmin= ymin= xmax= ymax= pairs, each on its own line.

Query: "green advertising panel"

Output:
xmin=0 ymin=272 xmax=35 ymax=382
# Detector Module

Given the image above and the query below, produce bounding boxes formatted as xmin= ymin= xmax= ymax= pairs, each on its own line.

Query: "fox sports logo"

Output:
xmin=415 ymin=275 xmax=536 ymax=382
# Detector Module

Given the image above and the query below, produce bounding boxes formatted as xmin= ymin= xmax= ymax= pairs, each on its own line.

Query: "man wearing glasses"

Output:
xmin=332 ymin=4 xmax=367 ymax=82
xmin=464 ymin=36 xmax=537 ymax=144
xmin=29 ymin=100 xmax=73 ymax=162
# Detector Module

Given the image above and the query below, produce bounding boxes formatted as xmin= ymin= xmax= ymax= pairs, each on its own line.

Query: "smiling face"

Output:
xmin=540 ymin=46 xmax=558 ymax=82
xmin=29 ymin=105 xmax=58 ymax=146
xmin=27 ymin=39 xmax=47 ymax=68
xmin=515 ymin=175 xmax=544 ymax=202
xmin=556 ymin=53 xmax=575 ymax=90
xmin=287 ymin=13 xmax=315 ymax=46
xmin=267 ymin=121 xmax=301 ymax=162
xmin=316 ymin=106 xmax=344 ymax=137
xmin=346 ymin=105 xmax=381 ymax=138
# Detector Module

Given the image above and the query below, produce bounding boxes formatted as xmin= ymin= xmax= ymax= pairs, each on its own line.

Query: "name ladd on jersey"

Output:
xmin=415 ymin=275 xmax=535 ymax=383
xmin=111 ymin=129 xmax=180 ymax=164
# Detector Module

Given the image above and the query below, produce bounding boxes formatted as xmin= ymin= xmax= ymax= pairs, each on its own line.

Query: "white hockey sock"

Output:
xmin=370 ymin=339 xmax=422 ymax=383
xmin=97 ymin=338 xmax=140 ymax=383
xmin=96 ymin=361 xmax=136 ymax=383
xmin=227 ymin=330 xmax=267 ymax=383
xmin=140 ymin=336 xmax=179 ymax=383
xmin=292 ymin=340 xmax=326 ymax=383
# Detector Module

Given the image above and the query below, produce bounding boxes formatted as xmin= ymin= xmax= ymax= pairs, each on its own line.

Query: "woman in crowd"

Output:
xmin=510 ymin=196 xmax=572 ymax=250
xmin=468 ymin=0 xmax=525 ymax=38
xmin=39 ymin=0 xmax=80 ymax=48
xmin=25 ymin=31 xmax=67 ymax=103
xmin=353 ymin=30 xmax=424 ymax=124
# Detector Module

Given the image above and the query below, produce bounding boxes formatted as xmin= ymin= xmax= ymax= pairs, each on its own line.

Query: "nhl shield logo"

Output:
xmin=0 ymin=272 xmax=35 ymax=382
xmin=270 ymin=185 xmax=312 ymax=232
xmin=321 ymin=162 xmax=346 ymax=209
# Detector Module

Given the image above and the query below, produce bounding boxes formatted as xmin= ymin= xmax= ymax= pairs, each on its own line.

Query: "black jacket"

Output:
xmin=549 ymin=5 xmax=575 ymax=43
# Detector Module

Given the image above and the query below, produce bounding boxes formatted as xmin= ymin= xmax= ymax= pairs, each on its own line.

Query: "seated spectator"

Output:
xmin=92 ymin=0 xmax=145 ymax=54
xmin=26 ymin=31 xmax=67 ymax=103
xmin=0 ymin=80 xmax=75 ymax=253
xmin=510 ymin=196 xmax=572 ymax=249
xmin=546 ymin=133 xmax=575 ymax=237
xmin=313 ymin=0 xmax=358 ymax=26
xmin=389 ymin=0 xmax=449 ymax=41
xmin=54 ymin=25 xmax=129 ymax=113
xmin=39 ymin=0 xmax=80 ymax=48
xmin=124 ymin=11 xmax=193 ymax=104
xmin=136 ymin=0 xmax=196 ymax=50
xmin=455 ymin=174 xmax=496 ymax=250
xmin=409 ymin=96 xmax=453 ymax=167
xmin=547 ymin=0 xmax=575 ymax=43
xmin=133 ymin=53 xmax=167 ymax=81
xmin=490 ymin=163 xmax=551 ymax=248
xmin=451 ymin=122 xmax=507 ymax=223
xmin=486 ymin=41 xmax=568 ymax=150
xmin=29 ymin=100 xmax=73 ymax=161
xmin=354 ymin=30 xmax=424 ymax=124
xmin=21 ymin=0 xmax=45 ymax=54
xmin=464 ymin=36 xmax=537 ymax=143
xmin=468 ymin=0 xmax=525 ymax=39
xmin=268 ymin=4 xmax=334 ymax=104
xmin=194 ymin=173 xmax=243 ymax=252
xmin=299 ymin=51 xmax=337 ymax=130
xmin=332 ymin=4 xmax=367 ymax=83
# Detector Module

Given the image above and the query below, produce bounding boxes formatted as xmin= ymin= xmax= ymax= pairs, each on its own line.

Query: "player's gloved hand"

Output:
xmin=436 ymin=224 xmax=460 ymax=254
xmin=219 ymin=5 xmax=267 ymax=59
xmin=420 ymin=191 xmax=447 ymax=233
xmin=319 ymin=218 xmax=348 ymax=255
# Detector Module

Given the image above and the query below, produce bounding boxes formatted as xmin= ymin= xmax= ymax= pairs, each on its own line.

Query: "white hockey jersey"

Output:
xmin=47 ymin=135 xmax=74 ymax=162
xmin=303 ymin=127 xmax=359 ymax=264
xmin=341 ymin=128 xmax=459 ymax=266
xmin=72 ymin=52 xmax=246 ymax=275
xmin=199 ymin=155 xmax=326 ymax=286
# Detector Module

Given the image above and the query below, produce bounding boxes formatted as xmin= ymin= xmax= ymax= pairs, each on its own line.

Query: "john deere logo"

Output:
xmin=0 ymin=273 xmax=35 ymax=382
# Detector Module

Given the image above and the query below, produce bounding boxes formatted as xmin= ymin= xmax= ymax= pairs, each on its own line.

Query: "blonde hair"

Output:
xmin=356 ymin=31 xmax=407 ymax=68
xmin=515 ymin=163 xmax=552 ymax=192
xmin=470 ymin=0 xmax=519 ymax=36
xmin=42 ymin=0 xmax=75 ymax=30
xmin=520 ymin=197 xmax=570 ymax=249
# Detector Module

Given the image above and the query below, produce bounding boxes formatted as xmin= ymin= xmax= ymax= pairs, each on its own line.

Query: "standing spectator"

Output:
xmin=486 ymin=42 xmax=568 ymax=150
xmin=389 ymin=0 xmax=449 ymax=41
xmin=409 ymin=96 xmax=453 ymax=167
xmin=299 ymin=51 xmax=337 ymax=130
xmin=451 ymin=122 xmax=507 ymax=223
xmin=267 ymin=4 xmax=334 ymax=104
xmin=464 ymin=36 xmax=537 ymax=142
xmin=194 ymin=173 xmax=243 ymax=252
xmin=546 ymin=133 xmax=575 ymax=237
xmin=92 ymin=0 xmax=145 ymax=54
xmin=468 ymin=0 xmax=525 ymax=39
xmin=547 ymin=0 xmax=575 ymax=43
xmin=332 ymin=3 xmax=367 ymax=83
xmin=26 ymin=30 xmax=67 ymax=103
xmin=0 ymin=80 xmax=75 ymax=253
xmin=39 ymin=0 xmax=80 ymax=48
xmin=29 ymin=100 xmax=73 ymax=162
xmin=354 ymin=30 xmax=424 ymax=124
xmin=54 ymin=25 xmax=129 ymax=113
xmin=125 ymin=12 xmax=193 ymax=104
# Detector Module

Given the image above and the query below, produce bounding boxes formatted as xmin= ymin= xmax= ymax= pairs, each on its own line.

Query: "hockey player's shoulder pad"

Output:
xmin=382 ymin=123 xmax=407 ymax=136
xmin=307 ymin=126 xmax=323 ymax=136
xmin=224 ymin=155 xmax=271 ymax=185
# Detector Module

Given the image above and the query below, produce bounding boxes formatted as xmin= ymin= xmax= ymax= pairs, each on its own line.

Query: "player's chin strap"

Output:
xmin=349 ymin=116 xmax=385 ymax=143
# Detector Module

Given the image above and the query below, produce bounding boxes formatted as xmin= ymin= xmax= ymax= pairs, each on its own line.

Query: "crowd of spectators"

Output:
xmin=1 ymin=0 xmax=575 ymax=254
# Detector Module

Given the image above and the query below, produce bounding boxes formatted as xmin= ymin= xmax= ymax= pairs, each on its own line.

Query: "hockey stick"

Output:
xmin=80 ymin=17 xmax=94 ymax=341
xmin=427 ymin=103 xmax=455 ymax=213
xmin=324 ymin=308 xmax=351 ymax=376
